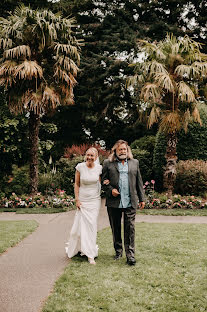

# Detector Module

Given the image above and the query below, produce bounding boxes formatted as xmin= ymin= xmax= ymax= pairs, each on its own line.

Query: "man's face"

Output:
xmin=116 ymin=143 xmax=128 ymax=160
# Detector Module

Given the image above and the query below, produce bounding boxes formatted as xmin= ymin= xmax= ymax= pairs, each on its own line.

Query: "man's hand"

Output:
xmin=139 ymin=202 xmax=145 ymax=210
xmin=112 ymin=189 xmax=120 ymax=197
xmin=103 ymin=179 xmax=110 ymax=185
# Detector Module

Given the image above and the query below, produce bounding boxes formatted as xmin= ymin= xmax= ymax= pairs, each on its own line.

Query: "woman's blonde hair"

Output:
xmin=108 ymin=139 xmax=133 ymax=162
xmin=84 ymin=147 xmax=98 ymax=161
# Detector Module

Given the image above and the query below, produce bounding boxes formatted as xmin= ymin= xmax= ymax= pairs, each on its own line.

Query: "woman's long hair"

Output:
xmin=108 ymin=140 xmax=133 ymax=162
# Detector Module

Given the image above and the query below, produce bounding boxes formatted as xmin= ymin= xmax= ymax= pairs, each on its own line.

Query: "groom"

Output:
xmin=101 ymin=139 xmax=145 ymax=265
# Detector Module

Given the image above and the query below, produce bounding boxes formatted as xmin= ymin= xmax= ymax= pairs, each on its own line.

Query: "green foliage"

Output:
xmin=177 ymin=104 xmax=207 ymax=160
xmin=175 ymin=160 xmax=207 ymax=197
xmin=153 ymin=104 xmax=207 ymax=191
xmin=38 ymin=172 xmax=63 ymax=194
xmin=0 ymin=90 xmax=29 ymax=176
xmin=57 ymin=156 xmax=84 ymax=195
xmin=152 ymin=132 xmax=167 ymax=190
xmin=131 ymin=149 xmax=153 ymax=183
xmin=7 ymin=165 xmax=30 ymax=196
xmin=131 ymin=135 xmax=156 ymax=154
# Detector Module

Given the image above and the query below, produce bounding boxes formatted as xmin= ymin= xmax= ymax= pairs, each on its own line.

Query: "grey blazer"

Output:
xmin=101 ymin=158 xmax=145 ymax=209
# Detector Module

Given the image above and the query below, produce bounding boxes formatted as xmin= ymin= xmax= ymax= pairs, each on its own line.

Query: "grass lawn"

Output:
xmin=137 ymin=208 xmax=207 ymax=216
xmin=0 ymin=206 xmax=75 ymax=214
xmin=43 ymin=223 xmax=207 ymax=312
xmin=0 ymin=220 xmax=38 ymax=254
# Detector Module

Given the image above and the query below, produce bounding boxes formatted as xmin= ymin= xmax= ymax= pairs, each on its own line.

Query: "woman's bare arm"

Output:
xmin=74 ymin=170 xmax=81 ymax=209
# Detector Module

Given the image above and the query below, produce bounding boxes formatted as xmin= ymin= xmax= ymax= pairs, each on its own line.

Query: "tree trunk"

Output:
xmin=29 ymin=111 xmax=40 ymax=195
xmin=163 ymin=132 xmax=178 ymax=197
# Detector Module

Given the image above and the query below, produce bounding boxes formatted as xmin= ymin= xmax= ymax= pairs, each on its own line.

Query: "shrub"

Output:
xmin=132 ymin=149 xmax=153 ymax=182
xmin=175 ymin=160 xmax=207 ymax=196
xmin=57 ymin=156 xmax=84 ymax=195
xmin=64 ymin=143 xmax=109 ymax=159
xmin=2 ymin=165 xmax=30 ymax=196
xmin=38 ymin=171 xmax=63 ymax=194
xmin=153 ymin=103 xmax=207 ymax=191
xmin=131 ymin=135 xmax=156 ymax=154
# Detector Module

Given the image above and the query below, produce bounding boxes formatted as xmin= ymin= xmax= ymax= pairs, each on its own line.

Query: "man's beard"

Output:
xmin=117 ymin=154 xmax=127 ymax=160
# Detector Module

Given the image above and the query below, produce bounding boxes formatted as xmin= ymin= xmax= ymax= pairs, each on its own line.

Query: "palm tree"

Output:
xmin=128 ymin=34 xmax=207 ymax=196
xmin=0 ymin=5 xmax=82 ymax=194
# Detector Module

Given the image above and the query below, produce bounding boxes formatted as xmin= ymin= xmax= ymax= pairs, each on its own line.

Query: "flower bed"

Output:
xmin=0 ymin=189 xmax=75 ymax=210
xmin=145 ymin=194 xmax=207 ymax=210
xmin=144 ymin=180 xmax=207 ymax=210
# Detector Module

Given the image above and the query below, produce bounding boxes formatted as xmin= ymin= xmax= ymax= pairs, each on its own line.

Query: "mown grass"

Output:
xmin=137 ymin=208 xmax=207 ymax=216
xmin=43 ymin=223 xmax=207 ymax=312
xmin=0 ymin=220 xmax=38 ymax=254
xmin=0 ymin=206 xmax=75 ymax=214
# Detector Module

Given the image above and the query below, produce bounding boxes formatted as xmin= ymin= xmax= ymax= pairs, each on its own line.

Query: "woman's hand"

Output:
xmin=103 ymin=179 xmax=110 ymax=185
xmin=75 ymin=199 xmax=82 ymax=210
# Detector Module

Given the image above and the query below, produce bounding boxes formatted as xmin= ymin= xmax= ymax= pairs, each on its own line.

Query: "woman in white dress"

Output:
xmin=65 ymin=147 xmax=102 ymax=265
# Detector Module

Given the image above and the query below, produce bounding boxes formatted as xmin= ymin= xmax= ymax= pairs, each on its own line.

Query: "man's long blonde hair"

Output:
xmin=108 ymin=139 xmax=133 ymax=162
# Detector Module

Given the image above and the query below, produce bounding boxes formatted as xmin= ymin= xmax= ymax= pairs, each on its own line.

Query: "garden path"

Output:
xmin=0 ymin=200 xmax=207 ymax=312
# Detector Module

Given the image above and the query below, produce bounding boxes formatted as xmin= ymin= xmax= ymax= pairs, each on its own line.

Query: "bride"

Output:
xmin=65 ymin=147 xmax=102 ymax=265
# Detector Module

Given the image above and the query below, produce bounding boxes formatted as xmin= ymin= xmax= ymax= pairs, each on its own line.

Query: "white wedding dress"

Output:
xmin=65 ymin=162 xmax=102 ymax=259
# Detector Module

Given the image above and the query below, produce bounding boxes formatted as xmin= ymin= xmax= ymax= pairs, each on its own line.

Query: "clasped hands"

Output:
xmin=103 ymin=180 xmax=145 ymax=209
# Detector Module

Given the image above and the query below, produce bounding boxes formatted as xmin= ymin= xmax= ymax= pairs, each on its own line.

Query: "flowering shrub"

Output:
xmin=143 ymin=180 xmax=155 ymax=200
xmin=64 ymin=143 xmax=109 ymax=159
xmin=144 ymin=180 xmax=207 ymax=210
xmin=0 ymin=190 xmax=75 ymax=210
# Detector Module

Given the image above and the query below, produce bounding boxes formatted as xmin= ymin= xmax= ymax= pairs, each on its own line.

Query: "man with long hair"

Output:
xmin=101 ymin=139 xmax=145 ymax=265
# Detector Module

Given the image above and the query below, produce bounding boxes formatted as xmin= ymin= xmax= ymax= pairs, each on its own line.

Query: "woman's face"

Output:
xmin=86 ymin=150 xmax=96 ymax=164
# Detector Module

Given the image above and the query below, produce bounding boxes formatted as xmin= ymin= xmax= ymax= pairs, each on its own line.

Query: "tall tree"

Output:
xmin=0 ymin=5 xmax=81 ymax=194
xmin=128 ymin=34 xmax=207 ymax=195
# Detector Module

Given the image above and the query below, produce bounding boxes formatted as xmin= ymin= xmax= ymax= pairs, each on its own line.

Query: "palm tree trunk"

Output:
xmin=29 ymin=111 xmax=40 ymax=195
xmin=163 ymin=132 xmax=178 ymax=197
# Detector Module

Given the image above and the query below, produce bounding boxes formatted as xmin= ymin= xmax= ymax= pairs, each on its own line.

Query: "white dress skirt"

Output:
xmin=65 ymin=162 xmax=102 ymax=259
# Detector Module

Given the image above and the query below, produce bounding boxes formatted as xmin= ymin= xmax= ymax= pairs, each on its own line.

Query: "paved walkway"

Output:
xmin=0 ymin=201 xmax=207 ymax=312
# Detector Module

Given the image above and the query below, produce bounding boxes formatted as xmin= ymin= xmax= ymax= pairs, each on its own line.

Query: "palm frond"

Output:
xmin=182 ymin=109 xmax=191 ymax=133
xmin=177 ymin=81 xmax=195 ymax=103
xmin=147 ymin=106 xmax=161 ymax=128
xmin=22 ymin=90 xmax=44 ymax=114
xmin=14 ymin=61 xmax=43 ymax=80
xmin=4 ymin=45 xmax=31 ymax=59
xmin=55 ymin=56 xmax=79 ymax=76
xmin=138 ymin=39 xmax=166 ymax=60
xmin=54 ymin=66 xmax=77 ymax=86
xmin=126 ymin=74 xmax=144 ymax=88
xmin=0 ymin=60 xmax=17 ymax=75
xmin=141 ymin=83 xmax=161 ymax=102
xmin=192 ymin=62 xmax=207 ymax=76
xmin=160 ymin=111 xmax=181 ymax=133
xmin=54 ymin=43 xmax=80 ymax=63
xmin=174 ymin=64 xmax=194 ymax=78
xmin=42 ymin=86 xmax=60 ymax=109
xmin=154 ymin=72 xmax=174 ymax=92
xmin=0 ymin=38 xmax=13 ymax=49
xmin=191 ymin=106 xmax=202 ymax=125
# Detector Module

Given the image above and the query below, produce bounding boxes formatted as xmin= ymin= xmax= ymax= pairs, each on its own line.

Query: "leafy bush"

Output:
xmin=1 ymin=165 xmax=30 ymax=196
xmin=153 ymin=103 xmax=207 ymax=191
xmin=175 ymin=160 xmax=207 ymax=196
xmin=132 ymin=149 xmax=153 ymax=182
xmin=57 ymin=156 xmax=84 ymax=195
xmin=152 ymin=132 xmax=167 ymax=190
xmin=64 ymin=144 xmax=109 ymax=159
xmin=131 ymin=135 xmax=156 ymax=154
xmin=38 ymin=171 xmax=63 ymax=194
